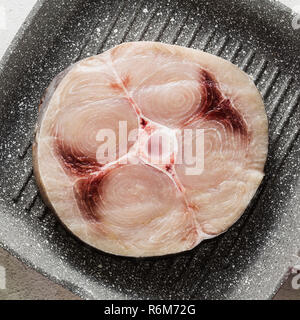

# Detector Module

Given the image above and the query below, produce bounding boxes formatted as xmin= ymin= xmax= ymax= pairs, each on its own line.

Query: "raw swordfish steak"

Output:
xmin=33 ymin=42 xmax=268 ymax=257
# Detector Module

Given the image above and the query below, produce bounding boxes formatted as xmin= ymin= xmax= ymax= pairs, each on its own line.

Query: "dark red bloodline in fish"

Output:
xmin=183 ymin=70 xmax=248 ymax=137
xmin=140 ymin=117 xmax=148 ymax=128
xmin=73 ymin=172 xmax=106 ymax=223
xmin=55 ymin=139 xmax=103 ymax=177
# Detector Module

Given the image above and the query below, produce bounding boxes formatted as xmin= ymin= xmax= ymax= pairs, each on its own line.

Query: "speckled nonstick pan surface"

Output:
xmin=0 ymin=0 xmax=299 ymax=300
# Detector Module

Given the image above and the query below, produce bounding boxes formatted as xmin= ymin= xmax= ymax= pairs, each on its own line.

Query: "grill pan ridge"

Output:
xmin=0 ymin=0 xmax=299 ymax=299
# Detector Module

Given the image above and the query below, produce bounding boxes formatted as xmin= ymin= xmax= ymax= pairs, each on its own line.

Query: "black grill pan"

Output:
xmin=0 ymin=0 xmax=299 ymax=299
